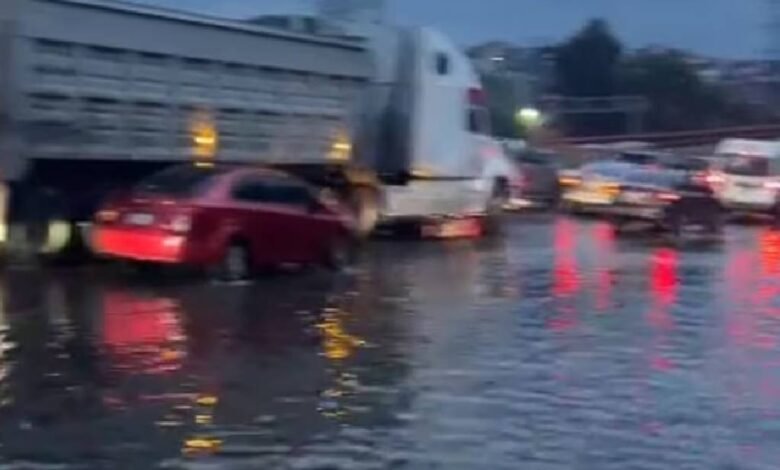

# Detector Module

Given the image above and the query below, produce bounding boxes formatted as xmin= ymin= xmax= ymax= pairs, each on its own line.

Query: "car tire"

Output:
xmin=665 ymin=211 xmax=684 ymax=240
xmin=772 ymin=205 xmax=780 ymax=229
xmin=706 ymin=209 xmax=724 ymax=235
xmin=611 ymin=216 xmax=629 ymax=234
xmin=218 ymin=242 xmax=251 ymax=282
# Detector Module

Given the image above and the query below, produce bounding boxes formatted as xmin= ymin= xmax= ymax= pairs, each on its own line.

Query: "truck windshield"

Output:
xmin=135 ymin=165 xmax=224 ymax=197
xmin=724 ymin=155 xmax=770 ymax=177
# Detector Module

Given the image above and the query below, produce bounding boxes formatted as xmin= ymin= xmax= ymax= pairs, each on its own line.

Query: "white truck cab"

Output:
xmin=715 ymin=139 xmax=780 ymax=215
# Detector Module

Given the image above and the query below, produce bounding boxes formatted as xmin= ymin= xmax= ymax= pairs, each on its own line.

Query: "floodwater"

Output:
xmin=1 ymin=215 xmax=780 ymax=469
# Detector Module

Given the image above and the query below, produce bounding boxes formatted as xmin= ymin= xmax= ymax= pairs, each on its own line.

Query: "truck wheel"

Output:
xmin=347 ymin=186 xmax=379 ymax=239
xmin=483 ymin=179 xmax=508 ymax=236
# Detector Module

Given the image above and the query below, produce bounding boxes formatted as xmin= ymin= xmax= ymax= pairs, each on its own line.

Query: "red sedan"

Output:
xmin=93 ymin=164 xmax=354 ymax=280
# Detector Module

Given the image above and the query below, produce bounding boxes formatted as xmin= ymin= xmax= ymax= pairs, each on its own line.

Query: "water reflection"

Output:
xmin=550 ymin=217 xmax=580 ymax=331
xmin=3 ymin=220 xmax=780 ymax=467
xmin=102 ymin=291 xmax=185 ymax=375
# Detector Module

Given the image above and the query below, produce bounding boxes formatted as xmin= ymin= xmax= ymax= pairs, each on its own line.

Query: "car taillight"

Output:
xmin=656 ymin=192 xmax=680 ymax=202
xmin=96 ymin=209 xmax=120 ymax=223
xmin=764 ymin=180 xmax=780 ymax=190
xmin=706 ymin=172 xmax=725 ymax=185
xmin=165 ymin=214 xmax=192 ymax=233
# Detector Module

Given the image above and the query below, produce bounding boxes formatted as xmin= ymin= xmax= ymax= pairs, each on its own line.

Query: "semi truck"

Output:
xmin=0 ymin=0 xmax=511 ymax=256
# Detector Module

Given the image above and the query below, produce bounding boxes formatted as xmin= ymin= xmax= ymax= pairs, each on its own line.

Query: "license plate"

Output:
xmin=126 ymin=212 xmax=154 ymax=226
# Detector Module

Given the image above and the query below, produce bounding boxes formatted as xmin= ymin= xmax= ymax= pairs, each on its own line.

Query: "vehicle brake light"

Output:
xmin=706 ymin=172 xmax=725 ymax=185
xmin=96 ymin=209 xmax=119 ymax=223
xmin=656 ymin=192 xmax=680 ymax=202
xmin=764 ymin=180 xmax=780 ymax=190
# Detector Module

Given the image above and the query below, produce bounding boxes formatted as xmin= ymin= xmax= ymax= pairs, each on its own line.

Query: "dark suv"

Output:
xmin=607 ymin=169 xmax=723 ymax=236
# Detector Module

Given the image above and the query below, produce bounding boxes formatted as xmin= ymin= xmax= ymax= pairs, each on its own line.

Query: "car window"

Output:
xmin=135 ymin=165 xmax=224 ymax=197
xmin=724 ymin=155 xmax=771 ymax=177
xmin=616 ymin=153 xmax=660 ymax=166
xmin=622 ymin=170 xmax=684 ymax=187
xmin=232 ymin=177 xmax=312 ymax=208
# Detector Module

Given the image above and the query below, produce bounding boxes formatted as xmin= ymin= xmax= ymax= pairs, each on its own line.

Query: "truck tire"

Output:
xmin=482 ymin=179 xmax=508 ymax=236
xmin=347 ymin=186 xmax=379 ymax=239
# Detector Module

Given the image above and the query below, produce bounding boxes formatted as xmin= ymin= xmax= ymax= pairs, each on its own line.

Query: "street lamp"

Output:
xmin=516 ymin=107 xmax=542 ymax=128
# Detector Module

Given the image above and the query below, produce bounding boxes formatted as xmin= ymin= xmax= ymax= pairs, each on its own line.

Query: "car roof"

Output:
xmin=715 ymin=139 xmax=780 ymax=159
xmin=621 ymin=168 xmax=687 ymax=186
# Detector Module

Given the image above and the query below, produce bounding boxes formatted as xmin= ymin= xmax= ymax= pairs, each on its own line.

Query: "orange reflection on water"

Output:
xmin=102 ymin=291 xmax=185 ymax=375
xmin=318 ymin=307 xmax=365 ymax=361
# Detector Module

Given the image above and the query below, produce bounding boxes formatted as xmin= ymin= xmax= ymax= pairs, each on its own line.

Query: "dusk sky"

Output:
xmin=140 ymin=0 xmax=769 ymax=58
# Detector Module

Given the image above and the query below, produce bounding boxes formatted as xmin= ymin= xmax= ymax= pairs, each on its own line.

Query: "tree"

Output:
xmin=553 ymin=19 xmax=624 ymax=135
xmin=554 ymin=19 xmax=622 ymax=97
xmin=619 ymin=51 xmax=765 ymax=132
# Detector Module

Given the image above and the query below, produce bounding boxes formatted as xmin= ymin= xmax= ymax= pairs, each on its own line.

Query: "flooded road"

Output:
xmin=1 ymin=214 xmax=780 ymax=469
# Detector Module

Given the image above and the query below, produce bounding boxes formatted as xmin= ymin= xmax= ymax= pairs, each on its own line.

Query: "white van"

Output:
xmin=716 ymin=139 xmax=780 ymax=215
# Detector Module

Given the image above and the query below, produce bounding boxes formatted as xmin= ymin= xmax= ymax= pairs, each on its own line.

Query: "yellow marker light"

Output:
xmin=196 ymin=395 xmax=218 ymax=406
xmin=328 ymin=132 xmax=352 ymax=162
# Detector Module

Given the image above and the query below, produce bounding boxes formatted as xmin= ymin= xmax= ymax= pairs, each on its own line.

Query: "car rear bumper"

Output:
xmin=603 ymin=205 xmax=665 ymax=221
xmin=93 ymin=227 xmax=194 ymax=264
xmin=721 ymin=200 xmax=775 ymax=214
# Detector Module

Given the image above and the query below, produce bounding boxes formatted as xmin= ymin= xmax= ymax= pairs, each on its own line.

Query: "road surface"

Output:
xmin=0 ymin=214 xmax=778 ymax=469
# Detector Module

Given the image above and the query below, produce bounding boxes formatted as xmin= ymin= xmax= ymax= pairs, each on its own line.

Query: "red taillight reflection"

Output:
xmin=102 ymin=291 xmax=185 ymax=375
xmin=651 ymin=248 xmax=677 ymax=307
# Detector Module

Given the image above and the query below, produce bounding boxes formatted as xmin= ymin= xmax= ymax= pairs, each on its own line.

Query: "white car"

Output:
xmin=561 ymin=161 xmax=636 ymax=213
xmin=715 ymin=139 xmax=780 ymax=219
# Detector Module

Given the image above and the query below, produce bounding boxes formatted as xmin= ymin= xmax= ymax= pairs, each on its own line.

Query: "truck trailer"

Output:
xmin=0 ymin=0 xmax=511 ymax=256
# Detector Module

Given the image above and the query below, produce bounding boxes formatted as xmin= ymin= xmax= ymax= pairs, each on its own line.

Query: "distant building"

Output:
xmin=467 ymin=42 xmax=554 ymax=110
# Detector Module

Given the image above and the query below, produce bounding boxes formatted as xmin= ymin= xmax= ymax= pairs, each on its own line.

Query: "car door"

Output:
xmin=230 ymin=176 xmax=285 ymax=267
xmin=261 ymin=179 xmax=320 ymax=263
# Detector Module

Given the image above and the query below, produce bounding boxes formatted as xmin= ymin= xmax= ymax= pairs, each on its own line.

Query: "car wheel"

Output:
xmin=706 ymin=209 xmax=724 ymax=235
xmin=611 ymin=216 xmax=629 ymax=234
xmin=218 ymin=242 xmax=251 ymax=282
xmin=772 ymin=205 xmax=780 ymax=229
xmin=665 ymin=211 xmax=684 ymax=240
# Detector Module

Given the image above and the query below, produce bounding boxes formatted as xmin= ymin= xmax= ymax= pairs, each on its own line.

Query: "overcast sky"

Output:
xmin=139 ymin=0 xmax=769 ymax=58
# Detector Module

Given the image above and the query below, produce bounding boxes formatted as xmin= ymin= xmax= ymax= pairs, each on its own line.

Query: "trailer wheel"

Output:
xmin=347 ymin=186 xmax=379 ymax=239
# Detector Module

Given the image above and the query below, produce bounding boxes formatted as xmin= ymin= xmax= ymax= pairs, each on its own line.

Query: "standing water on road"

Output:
xmin=0 ymin=215 xmax=779 ymax=469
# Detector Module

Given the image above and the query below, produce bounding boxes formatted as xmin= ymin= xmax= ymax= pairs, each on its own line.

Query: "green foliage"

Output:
xmin=554 ymin=19 xmax=622 ymax=97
